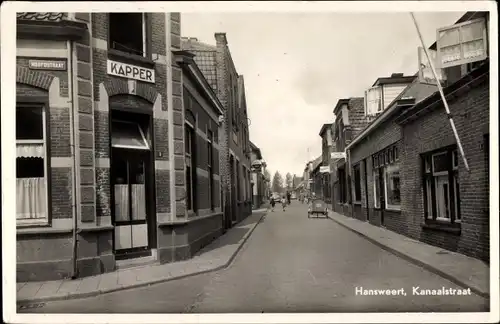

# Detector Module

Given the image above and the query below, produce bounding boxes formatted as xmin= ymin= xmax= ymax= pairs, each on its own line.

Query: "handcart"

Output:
xmin=307 ymin=198 xmax=328 ymax=218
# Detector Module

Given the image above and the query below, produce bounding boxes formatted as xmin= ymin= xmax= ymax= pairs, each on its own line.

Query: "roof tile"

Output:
xmin=17 ymin=12 xmax=65 ymax=22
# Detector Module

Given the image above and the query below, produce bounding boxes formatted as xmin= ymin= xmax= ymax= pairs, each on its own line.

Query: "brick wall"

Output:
xmin=400 ymin=80 xmax=489 ymax=261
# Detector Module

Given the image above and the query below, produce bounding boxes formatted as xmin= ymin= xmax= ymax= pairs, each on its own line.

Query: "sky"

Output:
xmin=181 ymin=11 xmax=463 ymax=178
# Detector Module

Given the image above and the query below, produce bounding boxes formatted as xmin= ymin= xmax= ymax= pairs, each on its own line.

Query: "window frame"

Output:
xmin=364 ymin=86 xmax=382 ymax=116
xmin=353 ymin=163 xmax=362 ymax=203
xmin=384 ymin=162 xmax=401 ymax=211
xmin=108 ymin=13 xmax=148 ymax=58
xmin=185 ymin=121 xmax=197 ymax=213
xmin=421 ymin=146 xmax=460 ymax=225
xmin=16 ymin=103 xmax=50 ymax=226
xmin=436 ymin=17 xmax=488 ymax=69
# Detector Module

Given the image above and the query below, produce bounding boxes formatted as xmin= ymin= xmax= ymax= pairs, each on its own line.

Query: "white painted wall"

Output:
xmin=17 ymin=39 xmax=68 ymax=58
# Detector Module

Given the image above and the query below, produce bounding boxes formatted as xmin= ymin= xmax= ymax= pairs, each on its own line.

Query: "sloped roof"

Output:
xmin=17 ymin=12 xmax=65 ymax=22
xmin=319 ymin=123 xmax=332 ymax=137
xmin=181 ymin=38 xmax=218 ymax=92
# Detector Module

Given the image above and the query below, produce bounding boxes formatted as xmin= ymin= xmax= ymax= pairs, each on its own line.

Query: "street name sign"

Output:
xmin=29 ymin=59 xmax=67 ymax=71
xmin=331 ymin=152 xmax=346 ymax=159
xmin=107 ymin=59 xmax=155 ymax=84
xmin=320 ymin=166 xmax=330 ymax=173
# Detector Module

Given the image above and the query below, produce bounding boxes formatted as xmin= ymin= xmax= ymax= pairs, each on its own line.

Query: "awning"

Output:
xmin=17 ymin=143 xmax=44 ymax=158
xmin=111 ymin=121 xmax=150 ymax=150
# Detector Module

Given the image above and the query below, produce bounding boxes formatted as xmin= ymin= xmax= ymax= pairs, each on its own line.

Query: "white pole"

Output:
xmin=410 ymin=12 xmax=470 ymax=172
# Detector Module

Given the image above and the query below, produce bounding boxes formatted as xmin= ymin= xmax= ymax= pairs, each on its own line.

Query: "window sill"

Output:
xmin=17 ymin=226 xmax=72 ymax=235
xmin=353 ymin=201 xmax=362 ymax=206
xmin=421 ymin=221 xmax=461 ymax=235
xmin=385 ymin=206 xmax=401 ymax=212
xmin=108 ymin=49 xmax=155 ymax=69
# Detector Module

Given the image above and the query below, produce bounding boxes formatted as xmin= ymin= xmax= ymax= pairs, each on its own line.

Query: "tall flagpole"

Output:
xmin=410 ymin=12 xmax=470 ymax=172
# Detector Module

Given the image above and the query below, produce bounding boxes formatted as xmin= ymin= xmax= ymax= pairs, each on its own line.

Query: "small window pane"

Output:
xmin=461 ymin=21 xmax=484 ymax=42
xmin=426 ymin=177 xmax=433 ymax=219
xmin=17 ymin=157 xmax=44 ymax=178
xmin=111 ymin=121 xmax=148 ymax=149
xmin=17 ymin=106 xmax=43 ymax=140
xmin=462 ymin=40 xmax=485 ymax=59
xmin=441 ymin=45 xmax=462 ymax=64
xmin=439 ymin=27 xmax=460 ymax=47
xmin=432 ymin=152 xmax=449 ymax=173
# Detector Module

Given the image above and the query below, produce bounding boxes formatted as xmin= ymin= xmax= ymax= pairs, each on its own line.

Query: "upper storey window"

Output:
xmin=109 ymin=13 xmax=147 ymax=57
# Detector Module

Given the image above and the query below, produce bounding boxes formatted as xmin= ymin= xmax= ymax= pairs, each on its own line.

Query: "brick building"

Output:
xmin=16 ymin=12 xmax=224 ymax=282
xmin=182 ymin=36 xmax=252 ymax=231
xmin=344 ymin=12 xmax=491 ymax=261
xmin=330 ymin=97 xmax=369 ymax=215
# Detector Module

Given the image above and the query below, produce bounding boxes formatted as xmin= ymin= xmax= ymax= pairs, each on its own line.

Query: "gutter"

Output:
xmin=68 ymin=40 xmax=79 ymax=279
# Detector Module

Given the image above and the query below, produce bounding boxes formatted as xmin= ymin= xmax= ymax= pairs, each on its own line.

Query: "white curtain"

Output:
xmin=16 ymin=178 xmax=46 ymax=220
xmin=131 ymin=184 xmax=146 ymax=220
xmin=16 ymin=144 xmax=44 ymax=158
xmin=114 ymin=184 xmax=129 ymax=222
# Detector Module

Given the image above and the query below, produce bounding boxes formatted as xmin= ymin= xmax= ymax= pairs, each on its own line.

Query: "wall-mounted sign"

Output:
xmin=107 ymin=59 xmax=155 ymax=84
xmin=331 ymin=152 xmax=346 ymax=159
xmin=319 ymin=166 xmax=330 ymax=173
xmin=29 ymin=59 xmax=67 ymax=71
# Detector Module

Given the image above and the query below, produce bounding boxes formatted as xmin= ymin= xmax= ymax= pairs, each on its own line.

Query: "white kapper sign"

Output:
xmin=319 ymin=166 xmax=330 ymax=173
xmin=331 ymin=152 xmax=346 ymax=159
xmin=107 ymin=60 xmax=155 ymax=84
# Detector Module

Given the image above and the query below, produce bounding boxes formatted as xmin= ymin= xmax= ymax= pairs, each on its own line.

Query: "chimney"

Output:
xmin=391 ymin=73 xmax=405 ymax=78
xmin=215 ymin=33 xmax=228 ymax=46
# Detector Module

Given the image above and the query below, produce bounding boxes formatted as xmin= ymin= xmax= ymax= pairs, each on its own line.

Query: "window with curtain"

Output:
xmin=16 ymin=105 xmax=48 ymax=225
xmin=364 ymin=86 xmax=382 ymax=116
xmin=422 ymin=147 xmax=460 ymax=223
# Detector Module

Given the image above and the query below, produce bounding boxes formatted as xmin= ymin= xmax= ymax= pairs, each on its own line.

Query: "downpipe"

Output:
xmin=68 ymin=40 xmax=79 ymax=279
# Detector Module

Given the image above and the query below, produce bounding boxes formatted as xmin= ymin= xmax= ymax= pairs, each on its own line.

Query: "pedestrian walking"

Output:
xmin=286 ymin=192 xmax=291 ymax=205
xmin=270 ymin=196 xmax=275 ymax=212
xmin=281 ymin=196 xmax=287 ymax=211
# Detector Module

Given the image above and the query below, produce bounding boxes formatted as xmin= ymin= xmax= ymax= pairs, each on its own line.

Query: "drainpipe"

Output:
xmin=67 ymin=40 xmax=79 ymax=279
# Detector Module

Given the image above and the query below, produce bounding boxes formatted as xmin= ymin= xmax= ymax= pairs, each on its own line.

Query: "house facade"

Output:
xmin=16 ymin=12 xmax=225 ymax=282
xmin=330 ymin=97 xmax=369 ymax=215
xmin=250 ymin=141 xmax=267 ymax=209
xmin=182 ymin=35 xmax=252 ymax=232
xmin=344 ymin=11 xmax=491 ymax=262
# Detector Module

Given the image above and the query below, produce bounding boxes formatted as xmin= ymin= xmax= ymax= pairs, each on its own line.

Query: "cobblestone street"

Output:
xmin=20 ymin=203 xmax=489 ymax=313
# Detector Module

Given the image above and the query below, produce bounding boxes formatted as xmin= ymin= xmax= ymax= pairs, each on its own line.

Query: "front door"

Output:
xmin=112 ymin=148 xmax=151 ymax=260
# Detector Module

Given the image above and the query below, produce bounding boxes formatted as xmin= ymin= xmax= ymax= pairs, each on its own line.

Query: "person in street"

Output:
xmin=270 ymin=194 xmax=275 ymax=212
xmin=286 ymin=191 xmax=291 ymax=205
xmin=281 ymin=195 xmax=287 ymax=211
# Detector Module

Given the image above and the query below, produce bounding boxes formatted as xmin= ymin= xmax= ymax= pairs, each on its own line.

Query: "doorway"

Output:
xmin=378 ymin=167 xmax=386 ymax=227
xmin=110 ymin=118 xmax=153 ymax=260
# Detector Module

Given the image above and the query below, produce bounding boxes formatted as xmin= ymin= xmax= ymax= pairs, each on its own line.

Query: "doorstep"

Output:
xmin=16 ymin=210 xmax=267 ymax=304
xmin=327 ymin=211 xmax=490 ymax=298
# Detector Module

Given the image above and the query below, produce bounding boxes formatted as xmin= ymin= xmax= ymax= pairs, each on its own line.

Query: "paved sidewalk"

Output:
xmin=327 ymin=210 xmax=490 ymax=298
xmin=16 ymin=210 xmax=267 ymax=304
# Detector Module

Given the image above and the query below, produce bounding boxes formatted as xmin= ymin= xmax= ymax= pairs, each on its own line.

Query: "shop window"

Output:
xmin=422 ymin=147 xmax=460 ymax=224
xmin=109 ymin=13 xmax=147 ymax=57
xmin=185 ymin=122 xmax=197 ymax=212
xmin=353 ymin=164 xmax=362 ymax=202
xmin=384 ymin=163 xmax=401 ymax=209
xmin=16 ymin=105 xmax=49 ymax=226
xmin=207 ymin=130 xmax=215 ymax=210
xmin=372 ymin=144 xmax=400 ymax=211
